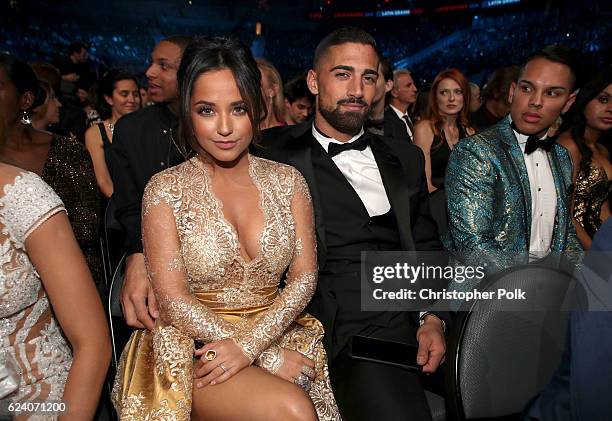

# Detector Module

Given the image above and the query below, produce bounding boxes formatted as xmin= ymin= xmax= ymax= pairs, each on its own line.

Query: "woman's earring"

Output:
xmin=547 ymin=115 xmax=563 ymax=138
xmin=20 ymin=110 xmax=32 ymax=125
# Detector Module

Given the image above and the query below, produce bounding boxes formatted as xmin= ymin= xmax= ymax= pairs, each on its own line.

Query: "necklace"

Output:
xmin=106 ymin=122 xmax=115 ymax=134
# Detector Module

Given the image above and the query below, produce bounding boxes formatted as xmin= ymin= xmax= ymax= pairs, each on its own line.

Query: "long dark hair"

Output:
xmin=177 ymin=37 xmax=265 ymax=156
xmin=562 ymin=67 xmax=612 ymax=161
xmin=97 ymin=68 xmax=139 ymax=119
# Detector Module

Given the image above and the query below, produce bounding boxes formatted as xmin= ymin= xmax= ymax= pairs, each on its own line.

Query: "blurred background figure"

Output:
xmin=283 ymin=74 xmax=314 ymax=125
xmin=471 ymin=65 xmax=520 ymax=132
xmin=84 ymin=68 xmax=140 ymax=199
xmin=257 ymin=58 xmax=285 ymax=129
xmin=469 ymin=82 xmax=481 ymax=112
xmin=557 ymin=67 xmax=612 ymax=250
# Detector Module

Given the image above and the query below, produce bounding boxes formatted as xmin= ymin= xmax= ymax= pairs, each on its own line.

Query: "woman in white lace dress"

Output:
xmin=0 ymin=96 xmax=111 ymax=418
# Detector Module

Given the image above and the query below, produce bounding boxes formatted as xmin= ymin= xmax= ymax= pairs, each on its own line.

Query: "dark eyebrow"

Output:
xmin=363 ymin=68 xmax=379 ymax=77
xmin=193 ymin=100 xmax=245 ymax=106
xmin=330 ymin=65 xmax=354 ymax=73
xmin=518 ymin=80 xmax=567 ymax=91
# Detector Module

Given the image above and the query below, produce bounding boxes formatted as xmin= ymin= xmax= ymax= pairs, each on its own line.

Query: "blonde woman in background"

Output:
xmin=257 ymin=58 xmax=285 ymax=129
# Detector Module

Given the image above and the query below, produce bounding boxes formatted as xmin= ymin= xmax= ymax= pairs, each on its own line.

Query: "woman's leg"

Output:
xmin=191 ymin=366 xmax=318 ymax=421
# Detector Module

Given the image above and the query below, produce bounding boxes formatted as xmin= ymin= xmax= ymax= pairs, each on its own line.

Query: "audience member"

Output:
xmin=30 ymin=80 xmax=62 ymax=132
xmin=283 ymin=75 xmax=314 ymax=125
xmin=414 ymin=68 xmax=475 ymax=193
xmin=0 ymin=59 xmax=110 ymax=420
xmin=258 ymin=27 xmax=448 ymax=421
xmin=257 ymin=58 xmax=285 ymax=129
xmin=471 ymin=65 xmax=520 ymax=132
xmin=111 ymin=35 xmax=192 ymax=331
xmin=85 ymin=68 xmax=140 ymax=199
xmin=557 ymin=68 xmax=612 ymax=249
xmin=365 ymin=55 xmax=394 ymax=137
xmin=446 ymin=46 xmax=582 ymax=271
xmin=112 ymin=36 xmax=340 ymax=421
xmin=469 ymin=82 xmax=482 ymax=112
xmin=0 ymin=53 xmax=103 ymax=295
xmin=386 ymin=68 xmax=418 ymax=142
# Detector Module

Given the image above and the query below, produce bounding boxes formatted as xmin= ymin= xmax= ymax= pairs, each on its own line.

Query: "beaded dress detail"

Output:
xmin=0 ymin=170 xmax=72 ymax=420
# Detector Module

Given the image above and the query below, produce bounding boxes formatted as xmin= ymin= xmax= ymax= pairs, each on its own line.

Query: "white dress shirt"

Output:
xmin=389 ymin=104 xmax=414 ymax=139
xmin=312 ymin=125 xmax=391 ymax=217
xmin=513 ymin=129 xmax=557 ymax=258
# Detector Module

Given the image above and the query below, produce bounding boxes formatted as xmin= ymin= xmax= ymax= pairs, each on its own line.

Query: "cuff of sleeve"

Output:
xmin=230 ymin=336 xmax=258 ymax=364
xmin=419 ymin=312 xmax=446 ymax=333
xmin=255 ymin=345 xmax=284 ymax=374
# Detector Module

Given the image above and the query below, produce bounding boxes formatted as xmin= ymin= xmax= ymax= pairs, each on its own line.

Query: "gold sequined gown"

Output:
xmin=573 ymin=159 xmax=612 ymax=238
xmin=112 ymin=154 xmax=340 ymax=420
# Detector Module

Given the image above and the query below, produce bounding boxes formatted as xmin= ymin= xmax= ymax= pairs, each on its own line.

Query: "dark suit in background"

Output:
xmin=384 ymin=106 xmax=413 ymax=143
xmin=256 ymin=122 xmax=447 ymax=421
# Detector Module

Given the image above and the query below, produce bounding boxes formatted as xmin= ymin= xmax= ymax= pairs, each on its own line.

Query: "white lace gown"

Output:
xmin=0 ymin=170 xmax=73 ymax=418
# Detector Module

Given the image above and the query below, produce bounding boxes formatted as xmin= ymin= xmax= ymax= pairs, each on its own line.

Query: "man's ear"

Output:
xmin=385 ymin=80 xmax=394 ymax=93
xmin=508 ymin=82 xmax=516 ymax=104
xmin=307 ymin=69 xmax=319 ymax=96
xmin=562 ymin=91 xmax=577 ymax=114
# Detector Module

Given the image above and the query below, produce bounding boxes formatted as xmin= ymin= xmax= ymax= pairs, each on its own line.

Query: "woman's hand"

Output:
xmin=194 ymin=338 xmax=251 ymax=388
xmin=275 ymin=348 xmax=316 ymax=384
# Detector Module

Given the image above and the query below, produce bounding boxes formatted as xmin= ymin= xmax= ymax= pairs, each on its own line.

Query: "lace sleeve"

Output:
xmin=0 ymin=171 xmax=65 ymax=250
xmin=142 ymin=173 xmax=236 ymax=342
xmin=233 ymin=169 xmax=317 ymax=362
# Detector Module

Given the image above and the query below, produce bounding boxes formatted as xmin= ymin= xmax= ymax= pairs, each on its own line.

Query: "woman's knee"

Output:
xmin=270 ymin=386 xmax=317 ymax=421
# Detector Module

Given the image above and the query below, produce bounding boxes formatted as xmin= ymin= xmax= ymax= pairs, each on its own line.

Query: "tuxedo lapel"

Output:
xmin=370 ymin=138 xmax=417 ymax=250
xmin=499 ymin=118 xmax=532 ymax=245
xmin=285 ymin=130 xmax=328 ymax=260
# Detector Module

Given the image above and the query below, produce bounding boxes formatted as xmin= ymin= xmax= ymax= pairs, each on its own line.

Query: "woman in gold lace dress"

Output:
xmin=557 ymin=68 xmax=612 ymax=250
xmin=112 ymin=37 xmax=340 ymax=420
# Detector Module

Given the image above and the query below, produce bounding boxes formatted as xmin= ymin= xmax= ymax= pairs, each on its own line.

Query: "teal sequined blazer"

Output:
xmin=445 ymin=116 xmax=582 ymax=269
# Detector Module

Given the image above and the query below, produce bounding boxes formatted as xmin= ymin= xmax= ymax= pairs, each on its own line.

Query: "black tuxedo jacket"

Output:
xmin=254 ymin=122 xmax=448 ymax=356
xmin=384 ymin=106 xmax=413 ymax=143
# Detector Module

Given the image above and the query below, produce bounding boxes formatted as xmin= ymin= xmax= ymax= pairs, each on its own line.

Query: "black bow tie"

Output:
xmin=327 ymin=135 xmax=370 ymax=157
xmin=512 ymin=122 xmax=555 ymax=155
xmin=524 ymin=135 xmax=555 ymax=155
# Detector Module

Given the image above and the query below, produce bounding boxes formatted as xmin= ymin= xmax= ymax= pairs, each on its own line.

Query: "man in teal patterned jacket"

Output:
xmin=445 ymin=46 xmax=582 ymax=270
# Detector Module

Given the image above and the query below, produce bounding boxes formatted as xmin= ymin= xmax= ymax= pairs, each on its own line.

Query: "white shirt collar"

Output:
xmin=311 ymin=124 xmax=365 ymax=153
xmin=389 ymin=104 xmax=409 ymax=119
xmin=509 ymin=116 xmax=548 ymax=152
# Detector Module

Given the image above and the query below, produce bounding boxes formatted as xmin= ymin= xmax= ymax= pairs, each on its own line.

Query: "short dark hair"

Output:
xmin=98 ymin=68 xmax=139 ymax=119
xmin=30 ymin=61 xmax=62 ymax=94
xmin=520 ymin=45 xmax=578 ymax=89
xmin=313 ymin=27 xmax=378 ymax=70
xmin=163 ymin=35 xmax=193 ymax=52
xmin=284 ymin=76 xmax=314 ymax=104
xmin=379 ymin=55 xmax=394 ymax=83
xmin=177 ymin=37 xmax=265 ymax=156
xmin=68 ymin=41 xmax=87 ymax=55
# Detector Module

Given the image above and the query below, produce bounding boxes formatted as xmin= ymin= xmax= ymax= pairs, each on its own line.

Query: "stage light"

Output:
xmin=256 ymin=22 xmax=262 ymax=36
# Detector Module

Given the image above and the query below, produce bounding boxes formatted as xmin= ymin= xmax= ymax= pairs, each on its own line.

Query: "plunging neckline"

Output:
xmin=195 ymin=154 xmax=267 ymax=266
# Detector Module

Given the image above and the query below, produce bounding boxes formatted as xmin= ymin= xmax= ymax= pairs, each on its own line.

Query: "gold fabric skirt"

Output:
xmin=112 ymin=290 xmax=340 ymax=420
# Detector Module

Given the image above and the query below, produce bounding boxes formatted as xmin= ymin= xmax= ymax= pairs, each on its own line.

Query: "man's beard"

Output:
xmin=319 ymin=97 xmax=369 ymax=136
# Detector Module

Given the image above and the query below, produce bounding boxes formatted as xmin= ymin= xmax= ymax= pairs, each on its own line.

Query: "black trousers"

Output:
xmin=330 ymin=354 xmax=433 ymax=421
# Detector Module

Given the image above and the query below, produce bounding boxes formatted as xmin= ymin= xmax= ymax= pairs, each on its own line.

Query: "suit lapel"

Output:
xmin=370 ymin=138 xmax=417 ymax=250
xmin=285 ymin=129 xmax=328 ymax=261
xmin=499 ymin=117 xmax=532 ymax=246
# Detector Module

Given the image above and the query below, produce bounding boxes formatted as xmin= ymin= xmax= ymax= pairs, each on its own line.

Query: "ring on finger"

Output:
xmin=301 ymin=365 xmax=315 ymax=379
xmin=205 ymin=349 xmax=217 ymax=361
xmin=218 ymin=363 xmax=228 ymax=373
xmin=294 ymin=373 xmax=312 ymax=391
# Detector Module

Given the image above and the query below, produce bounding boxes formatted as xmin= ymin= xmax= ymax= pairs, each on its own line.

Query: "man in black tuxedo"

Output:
xmin=257 ymin=27 xmax=446 ymax=421
xmin=385 ymin=69 xmax=418 ymax=142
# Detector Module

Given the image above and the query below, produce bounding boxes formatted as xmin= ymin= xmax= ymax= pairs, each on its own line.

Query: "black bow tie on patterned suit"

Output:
xmin=512 ymin=122 xmax=555 ymax=155
xmin=327 ymin=135 xmax=370 ymax=157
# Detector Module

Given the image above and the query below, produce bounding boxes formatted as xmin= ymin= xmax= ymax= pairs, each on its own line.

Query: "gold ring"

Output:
xmin=205 ymin=350 xmax=217 ymax=361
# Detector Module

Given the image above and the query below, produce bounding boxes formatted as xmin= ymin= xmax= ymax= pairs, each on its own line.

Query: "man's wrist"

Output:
xmin=419 ymin=313 xmax=445 ymax=332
